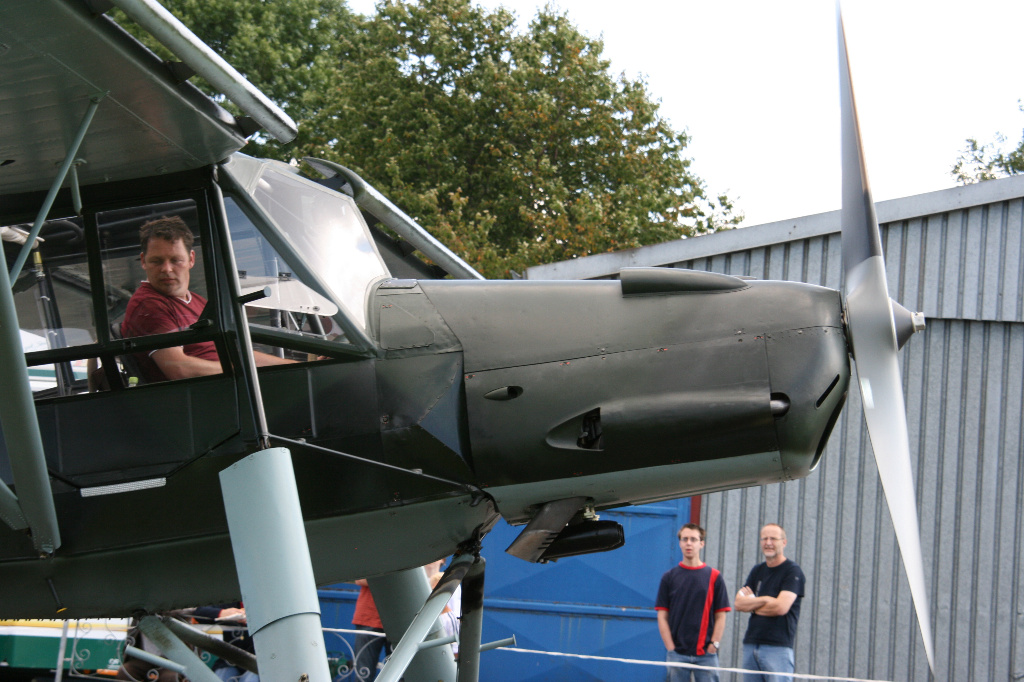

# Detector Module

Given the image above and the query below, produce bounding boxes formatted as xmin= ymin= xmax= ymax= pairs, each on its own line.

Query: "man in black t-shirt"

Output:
xmin=734 ymin=523 xmax=806 ymax=681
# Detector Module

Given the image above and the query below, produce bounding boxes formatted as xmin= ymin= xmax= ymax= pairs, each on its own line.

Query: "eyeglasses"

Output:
xmin=680 ymin=537 xmax=703 ymax=543
xmin=761 ymin=537 xmax=784 ymax=543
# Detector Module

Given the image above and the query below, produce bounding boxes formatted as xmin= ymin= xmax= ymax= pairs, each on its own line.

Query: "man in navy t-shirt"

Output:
xmin=734 ymin=523 xmax=806 ymax=681
xmin=656 ymin=523 xmax=731 ymax=682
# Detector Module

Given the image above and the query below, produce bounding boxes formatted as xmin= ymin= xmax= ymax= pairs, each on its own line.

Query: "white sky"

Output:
xmin=345 ymin=0 xmax=1024 ymax=226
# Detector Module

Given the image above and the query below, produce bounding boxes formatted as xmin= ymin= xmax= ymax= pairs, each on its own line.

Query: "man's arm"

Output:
xmin=151 ymin=346 xmax=223 ymax=380
xmin=710 ymin=610 xmax=727 ymax=646
xmin=192 ymin=605 xmax=244 ymax=622
xmin=751 ymin=590 xmax=798 ymax=617
xmin=656 ymin=609 xmax=675 ymax=652
xmin=253 ymin=350 xmax=298 ymax=367
xmin=154 ymin=346 xmax=297 ymax=379
xmin=734 ymin=586 xmax=769 ymax=612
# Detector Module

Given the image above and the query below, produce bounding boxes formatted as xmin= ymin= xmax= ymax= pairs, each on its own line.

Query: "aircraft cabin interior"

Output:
xmin=1 ymin=155 xmax=393 ymax=492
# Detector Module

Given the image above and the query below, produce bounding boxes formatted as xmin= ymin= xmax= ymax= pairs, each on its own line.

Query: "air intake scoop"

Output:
xmin=620 ymin=267 xmax=749 ymax=296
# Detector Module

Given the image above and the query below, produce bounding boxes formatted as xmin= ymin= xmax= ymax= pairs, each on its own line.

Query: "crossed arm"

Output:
xmin=734 ymin=586 xmax=798 ymax=617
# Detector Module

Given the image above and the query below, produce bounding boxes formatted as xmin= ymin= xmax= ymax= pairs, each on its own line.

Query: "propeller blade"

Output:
xmin=837 ymin=5 xmax=935 ymax=672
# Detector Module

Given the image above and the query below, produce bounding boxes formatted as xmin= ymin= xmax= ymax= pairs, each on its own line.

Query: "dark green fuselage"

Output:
xmin=0 ymin=251 xmax=848 ymax=617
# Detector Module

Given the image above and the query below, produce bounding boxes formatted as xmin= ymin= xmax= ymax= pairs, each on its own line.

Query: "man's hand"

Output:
xmin=656 ymin=609 xmax=676 ymax=652
xmin=734 ymin=586 xmax=765 ymax=612
xmin=217 ymin=607 xmax=247 ymax=623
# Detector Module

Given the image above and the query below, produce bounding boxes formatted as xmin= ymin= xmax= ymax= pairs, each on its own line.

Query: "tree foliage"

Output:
xmin=112 ymin=0 xmax=353 ymax=136
xmin=953 ymin=102 xmax=1024 ymax=185
xmin=119 ymin=0 xmax=739 ymax=277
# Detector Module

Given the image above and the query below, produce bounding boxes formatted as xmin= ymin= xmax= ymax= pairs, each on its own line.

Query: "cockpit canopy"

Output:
xmin=221 ymin=154 xmax=390 ymax=334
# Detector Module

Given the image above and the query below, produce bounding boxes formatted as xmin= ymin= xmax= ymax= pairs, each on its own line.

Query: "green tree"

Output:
xmin=119 ymin=0 xmax=739 ymax=278
xmin=953 ymin=102 xmax=1024 ymax=184
xmin=112 ymin=0 xmax=355 ymax=157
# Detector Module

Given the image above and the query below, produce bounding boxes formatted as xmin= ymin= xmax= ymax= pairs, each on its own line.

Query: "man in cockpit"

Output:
xmin=122 ymin=216 xmax=293 ymax=382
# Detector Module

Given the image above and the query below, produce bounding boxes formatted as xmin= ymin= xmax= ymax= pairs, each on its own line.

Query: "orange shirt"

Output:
xmin=352 ymin=585 xmax=383 ymax=629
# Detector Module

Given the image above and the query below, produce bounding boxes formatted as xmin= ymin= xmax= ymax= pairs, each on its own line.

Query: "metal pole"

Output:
xmin=219 ymin=447 xmax=331 ymax=682
xmin=109 ymin=0 xmax=296 ymax=143
xmin=0 ymin=480 xmax=26 ymax=531
xmin=9 ymin=96 xmax=102 ymax=283
xmin=456 ymin=557 xmax=485 ymax=682
xmin=479 ymin=636 xmax=515 ymax=652
xmin=0 ymin=235 xmax=60 ymax=555
xmin=137 ymin=617 xmax=221 ymax=682
xmin=372 ymin=555 xmax=473 ymax=682
xmin=160 ymin=616 xmax=258 ymax=673
xmin=209 ymin=181 xmax=271 ymax=448
xmin=52 ymin=619 xmax=69 ymax=682
xmin=121 ymin=646 xmax=187 ymax=675
xmin=69 ymin=162 xmax=83 ymax=216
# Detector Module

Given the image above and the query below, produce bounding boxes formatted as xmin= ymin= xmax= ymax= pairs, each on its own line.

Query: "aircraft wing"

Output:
xmin=0 ymin=0 xmax=249 ymax=195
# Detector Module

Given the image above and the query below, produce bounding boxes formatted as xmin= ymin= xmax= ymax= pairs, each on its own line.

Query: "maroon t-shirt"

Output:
xmin=121 ymin=282 xmax=219 ymax=382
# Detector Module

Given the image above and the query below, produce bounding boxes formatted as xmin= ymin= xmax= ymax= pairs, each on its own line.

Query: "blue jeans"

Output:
xmin=741 ymin=643 xmax=794 ymax=681
xmin=666 ymin=650 xmax=720 ymax=682
xmin=352 ymin=625 xmax=391 ymax=681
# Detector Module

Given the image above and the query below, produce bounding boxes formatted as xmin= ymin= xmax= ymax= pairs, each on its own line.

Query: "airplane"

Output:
xmin=0 ymin=0 xmax=933 ymax=679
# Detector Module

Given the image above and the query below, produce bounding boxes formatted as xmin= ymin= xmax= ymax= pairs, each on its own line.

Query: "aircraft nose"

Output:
xmin=763 ymin=296 xmax=850 ymax=479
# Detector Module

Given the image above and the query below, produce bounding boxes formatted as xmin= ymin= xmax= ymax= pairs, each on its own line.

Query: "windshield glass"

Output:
xmin=226 ymin=157 xmax=388 ymax=330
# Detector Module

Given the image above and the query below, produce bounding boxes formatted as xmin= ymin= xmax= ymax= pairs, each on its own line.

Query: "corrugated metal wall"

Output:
xmin=527 ymin=176 xmax=1024 ymax=681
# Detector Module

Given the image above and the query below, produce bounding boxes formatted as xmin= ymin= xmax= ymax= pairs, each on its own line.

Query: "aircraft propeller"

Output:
xmin=836 ymin=6 xmax=934 ymax=672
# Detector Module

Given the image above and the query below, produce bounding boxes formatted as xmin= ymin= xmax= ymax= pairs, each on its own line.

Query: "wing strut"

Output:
xmin=0 ymin=229 xmax=61 ymax=555
xmin=8 ymin=95 xmax=103 ymax=283
xmin=110 ymin=0 xmax=297 ymax=143
xmin=220 ymin=447 xmax=332 ymax=681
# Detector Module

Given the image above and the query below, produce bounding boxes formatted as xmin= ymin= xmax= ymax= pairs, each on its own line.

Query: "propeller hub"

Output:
xmin=891 ymin=299 xmax=926 ymax=350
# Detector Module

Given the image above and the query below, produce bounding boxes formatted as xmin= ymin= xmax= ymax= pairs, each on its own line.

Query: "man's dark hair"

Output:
xmin=140 ymin=216 xmax=194 ymax=254
xmin=678 ymin=522 xmax=706 ymax=542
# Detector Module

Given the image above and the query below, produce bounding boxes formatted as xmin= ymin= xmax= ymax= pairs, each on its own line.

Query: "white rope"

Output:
xmin=500 ymin=647 xmax=893 ymax=682
xmin=321 ymin=627 xmax=894 ymax=682
xmin=322 ymin=627 xmax=386 ymax=638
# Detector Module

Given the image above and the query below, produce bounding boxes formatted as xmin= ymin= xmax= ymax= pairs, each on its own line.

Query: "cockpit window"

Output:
xmin=3 ymin=198 xmax=219 ymax=396
xmin=4 ymin=217 xmax=94 ymax=393
xmin=225 ymin=196 xmax=347 ymax=350
xmin=5 ymin=216 xmax=96 ymax=351
xmin=221 ymin=155 xmax=389 ymax=332
xmin=98 ymin=200 xmax=208 ymax=332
